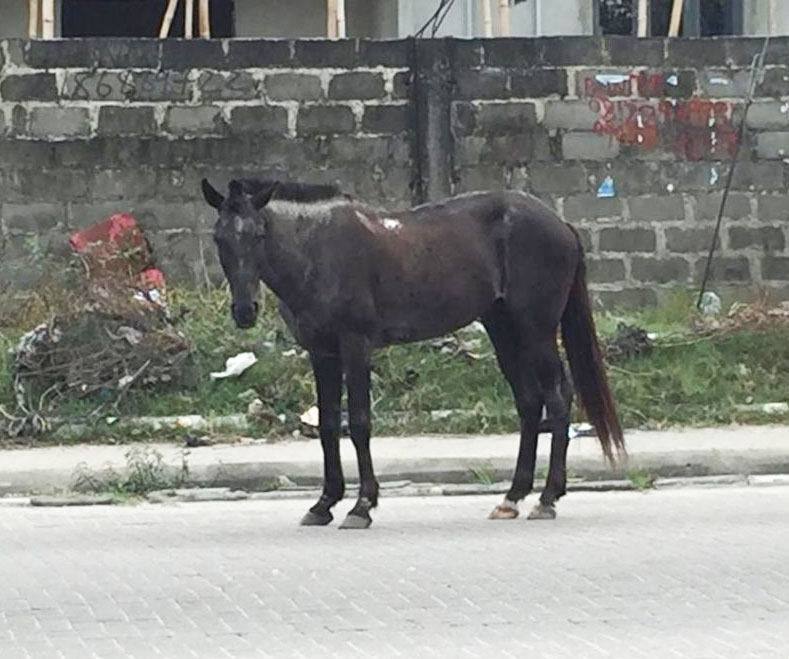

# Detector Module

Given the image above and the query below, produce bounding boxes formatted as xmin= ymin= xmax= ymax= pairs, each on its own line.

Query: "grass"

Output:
xmin=1 ymin=285 xmax=788 ymax=443
xmin=72 ymin=445 xmax=190 ymax=498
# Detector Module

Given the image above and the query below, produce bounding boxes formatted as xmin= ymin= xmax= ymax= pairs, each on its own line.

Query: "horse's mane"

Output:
xmin=238 ymin=178 xmax=350 ymax=203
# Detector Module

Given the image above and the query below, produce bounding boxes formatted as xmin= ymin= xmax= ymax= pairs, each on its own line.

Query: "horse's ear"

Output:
xmin=252 ymin=181 xmax=279 ymax=210
xmin=201 ymin=179 xmax=225 ymax=209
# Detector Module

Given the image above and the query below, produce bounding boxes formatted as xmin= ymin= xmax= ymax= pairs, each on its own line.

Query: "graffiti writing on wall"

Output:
xmin=584 ymin=73 xmax=738 ymax=161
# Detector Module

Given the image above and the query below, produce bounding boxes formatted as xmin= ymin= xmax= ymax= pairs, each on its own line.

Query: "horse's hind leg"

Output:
xmin=483 ymin=310 xmax=544 ymax=520
xmin=528 ymin=347 xmax=572 ymax=521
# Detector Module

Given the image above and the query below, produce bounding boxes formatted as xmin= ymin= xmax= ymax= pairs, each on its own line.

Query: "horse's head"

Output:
xmin=201 ymin=178 xmax=278 ymax=329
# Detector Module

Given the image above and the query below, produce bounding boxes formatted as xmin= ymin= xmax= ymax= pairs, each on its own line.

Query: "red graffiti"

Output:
xmin=589 ymin=95 xmax=737 ymax=161
xmin=581 ymin=71 xmax=738 ymax=161
xmin=584 ymin=73 xmax=637 ymax=97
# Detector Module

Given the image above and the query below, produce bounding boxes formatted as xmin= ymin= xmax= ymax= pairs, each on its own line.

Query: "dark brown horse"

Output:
xmin=201 ymin=178 xmax=625 ymax=529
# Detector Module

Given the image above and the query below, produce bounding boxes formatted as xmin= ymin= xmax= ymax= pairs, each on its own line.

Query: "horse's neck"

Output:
xmin=259 ymin=214 xmax=315 ymax=311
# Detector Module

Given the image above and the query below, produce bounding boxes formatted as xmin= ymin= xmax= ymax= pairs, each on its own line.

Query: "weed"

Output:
xmin=626 ymin=469 xmax=655 ymax=490
xmin=72 ymin=446 xmax=190 ymax=497
xmin=469 ymin=466 xmax=494 ymax=485
xmin=3 ymin=284 xmax=789 ymax=441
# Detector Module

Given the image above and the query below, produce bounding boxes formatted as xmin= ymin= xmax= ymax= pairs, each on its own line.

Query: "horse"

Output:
xmin=201 ymin=177 xmax=625 ymax=529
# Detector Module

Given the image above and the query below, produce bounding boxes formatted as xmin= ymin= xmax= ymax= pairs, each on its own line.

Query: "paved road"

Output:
xmin=2 ymin=487 xmax=789 ymax=659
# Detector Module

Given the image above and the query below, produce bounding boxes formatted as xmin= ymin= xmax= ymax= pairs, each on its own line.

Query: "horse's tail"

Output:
xmin=560 ymin=230 xmax=625 ymax=464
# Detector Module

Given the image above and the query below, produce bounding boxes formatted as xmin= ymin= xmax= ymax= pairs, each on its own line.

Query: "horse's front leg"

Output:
xmin=338 ymin=333 xmax=379 ymax=530
xmin=301 ymin=351 xmax=345 ymax=526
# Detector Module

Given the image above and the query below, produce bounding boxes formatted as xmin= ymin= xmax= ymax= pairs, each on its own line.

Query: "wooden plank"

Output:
xmin=41 ymin=0 xmax=54 ymax=39
xmin=498 ymin=0 xmax=510 ymax=37
xmin=28 ymin=0 xmax=39 ymax=38
xmin=768 ymin=0 xmax=777 ymax=36
xmin=159 ymin=0 xmax=180 ymax=38
xmin=482 ymin=0 xmax=493 ymax=37
xmin=327 ymin=0 xmax=337 ymax=38
xmin=637 ymin=0 xmax=649 ymax=37
xmin=668 ymin=0 xmax=684 ymax=37
xmin=336 ymin=0 xmax=346 ymax=38
xmin=185 ymin=0 xmax=194 ymax=37
xmin=199 ymin=0 xmax=211 ymax=38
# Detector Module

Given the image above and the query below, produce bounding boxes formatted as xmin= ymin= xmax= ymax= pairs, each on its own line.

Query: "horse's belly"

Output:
xmin=375 ymin=277 xmax=495 ymax=344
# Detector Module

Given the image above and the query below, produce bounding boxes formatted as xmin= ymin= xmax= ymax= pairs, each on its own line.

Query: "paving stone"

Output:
xmin=1 ymin=488 xmax=788 ymax=657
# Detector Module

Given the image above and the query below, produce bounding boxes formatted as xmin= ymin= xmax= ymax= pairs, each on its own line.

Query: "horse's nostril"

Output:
xmin=253 ymin=302 xmax=260 ymax=313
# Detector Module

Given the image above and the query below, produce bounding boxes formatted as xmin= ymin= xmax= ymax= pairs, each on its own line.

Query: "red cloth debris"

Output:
xmin=68 ymin=213 xmax=166 ymax=304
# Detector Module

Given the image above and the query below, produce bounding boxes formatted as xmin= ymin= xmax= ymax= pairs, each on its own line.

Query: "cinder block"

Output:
xmin=543 ymin=100 xmax=596 ymax=131
xmin=165 ymin=106 xmax=226 ymax=136
xmin=29 ymin=107 xmax=90 ymax=138
xmin=328 ymin=72 xmax=385 ymax=101
xmin=599 ymin=228 xmax=656 ymax=252
xmin=665 ymin=228 xmax=719 ymax=253
xmin=629 ymin=195 xmax=685 ymax=222
xmin=562 ymin=132 xmax=620 ymax=160
xmin=631 ymin=257 xmax=690 ymax=283
xmin=265 ymin=73 xmax=322 ymax=102
xmin=98 ymin=106 xmax=156 ymax=136
xmin=297 ymin=106 xmax=355 ymax=135
xmin=0 ymin=74 xmax=58 ymax=101
xmin=229 ymin=106 xmax=288 ymax=135
xmin=728 ymin=226 xmax=785 ymax=251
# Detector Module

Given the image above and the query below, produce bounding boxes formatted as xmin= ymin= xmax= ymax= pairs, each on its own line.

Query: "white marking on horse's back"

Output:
xmin=381 ymin=218 xmax=402 ymax=231
xmin=267 ymin=198 xmax=350 ymax=221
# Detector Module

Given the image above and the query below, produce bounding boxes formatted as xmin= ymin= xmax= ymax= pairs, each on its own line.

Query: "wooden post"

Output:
xmin=637 ymin=0 xmax=649 ymax=37
xmin=199 ymin=0 xmax=211 ymax=38
xmin=498 ymin=0 xmax=510 ymax=36
xmin=768 ymin=0 xmax=777 ymax=36
xmin=159 ymin=0 xmax=180 ymax=37
xmin=327 ymin=0 xmax=338 ymax=38
xmin=28 ymin=0 xmax=39 ymax=38
xmin=481 ymin=0 xmax=493 ymax=37
xmin=668 ymin=0 xmax=684 ymax=37
xmin=41 ymin=0 xmax=54 ymax=39
xmin=336 ymin=0 xmax=346 ymax=37
xmin=185 ymin=0 xmax=194 ymax=37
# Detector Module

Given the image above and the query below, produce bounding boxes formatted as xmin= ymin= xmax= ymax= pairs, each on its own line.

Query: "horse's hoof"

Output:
xmin=527 ymin=504 xmax=556 ymax=520
xmin=300 ymin=510 xmax=333 ymax=526
xmin=489 ymin=504 xmax=519 ymax=520
xmin=339 ymin=513 xmax=372 ymax=530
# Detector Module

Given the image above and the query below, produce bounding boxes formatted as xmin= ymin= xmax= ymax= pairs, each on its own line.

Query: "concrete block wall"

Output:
xmin=1 ymin=36 xmax=788 ymax=306
xmin=0 ymin=38 xmax=413 ymax=286
xmin=448 ymin=36 xmax=789 ymax=306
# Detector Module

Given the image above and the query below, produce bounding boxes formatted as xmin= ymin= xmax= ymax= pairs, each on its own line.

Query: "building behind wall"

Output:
xmin=1 ymin=1 xmax=786 ymax=40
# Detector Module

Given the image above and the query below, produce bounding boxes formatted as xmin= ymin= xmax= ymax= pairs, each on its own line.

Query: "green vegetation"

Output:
xmin=2 ymin=286 xmax=788 ymax=443
xmin=72 ymin=445 xmax=190 ymax=498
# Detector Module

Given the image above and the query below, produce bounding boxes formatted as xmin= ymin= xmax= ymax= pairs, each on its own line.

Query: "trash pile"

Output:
xmin=692 ymin=296 xmax=789 ymax=334
xmin=2 ymin=214 xmax=193 ymax=437
xmin=602 ymin=323 xmax=653 ymax=363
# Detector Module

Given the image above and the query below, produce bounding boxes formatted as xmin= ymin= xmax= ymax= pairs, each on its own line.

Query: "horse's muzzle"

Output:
xmin=231 ymin=302 xmax=259 ymax=329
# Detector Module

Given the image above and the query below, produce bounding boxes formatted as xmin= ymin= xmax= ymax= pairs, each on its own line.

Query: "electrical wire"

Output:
xmin=696 ymin=36 xmax=770 ymax=309
xmin=415 ymin=0 xmax=458 ymax=39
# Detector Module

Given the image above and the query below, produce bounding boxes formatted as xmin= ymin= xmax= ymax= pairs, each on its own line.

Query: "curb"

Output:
xmin=8 ymin=473 xmax=789 ymax=508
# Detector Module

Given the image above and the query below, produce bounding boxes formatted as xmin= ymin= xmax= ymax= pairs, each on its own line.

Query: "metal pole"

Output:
xmin=668 ymin=0 xmax=684 ymax=36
